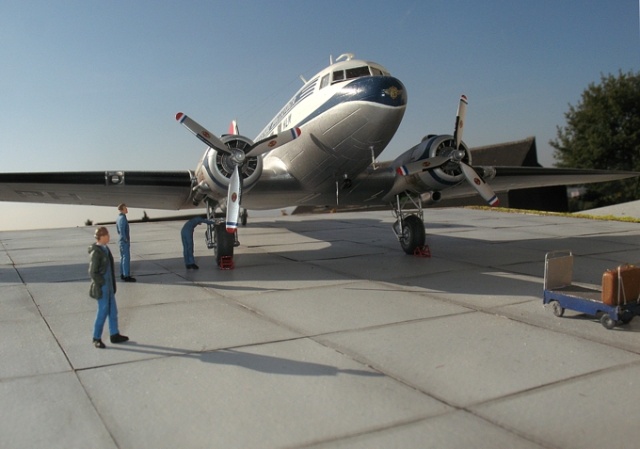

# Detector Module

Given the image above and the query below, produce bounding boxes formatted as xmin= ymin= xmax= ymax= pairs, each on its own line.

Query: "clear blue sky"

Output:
xmin=0 ymin=0 xmax=638 ymax=230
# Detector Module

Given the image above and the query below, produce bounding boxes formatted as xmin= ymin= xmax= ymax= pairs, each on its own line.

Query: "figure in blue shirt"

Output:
xmin=116 ymin=203 xmax=136 ymax=282
xmin=181 ymin=216 xmax=213 ymax=269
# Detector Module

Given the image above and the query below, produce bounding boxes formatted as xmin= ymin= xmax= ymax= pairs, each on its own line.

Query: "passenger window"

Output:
xmin=320 ymin=74 xmax=330 ymax=89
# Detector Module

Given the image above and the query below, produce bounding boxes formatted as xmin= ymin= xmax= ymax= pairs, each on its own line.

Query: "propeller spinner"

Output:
xmin=176 ymin=113 xmax=302 ymax=231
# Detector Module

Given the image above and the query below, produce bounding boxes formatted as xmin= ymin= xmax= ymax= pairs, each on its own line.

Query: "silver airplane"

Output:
xmin=0 ymin=53 xmax=635 ymax=265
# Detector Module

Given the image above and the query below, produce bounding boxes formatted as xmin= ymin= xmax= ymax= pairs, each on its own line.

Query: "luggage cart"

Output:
xmin=543 ymin=251 xmax=640 ymax=329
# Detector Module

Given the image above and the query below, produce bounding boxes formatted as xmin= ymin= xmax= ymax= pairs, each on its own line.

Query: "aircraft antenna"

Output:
xmin=370 ymin=146 xmax=378 ymax=170
xmin=299 ymin=75 xmax=307 ymax=84
xmin=336 ymin=53 xmax=354 ymax=62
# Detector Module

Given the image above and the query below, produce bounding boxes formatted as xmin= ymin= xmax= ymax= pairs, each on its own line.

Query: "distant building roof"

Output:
xmin=471 ymin=136 xmax=540 ymax=167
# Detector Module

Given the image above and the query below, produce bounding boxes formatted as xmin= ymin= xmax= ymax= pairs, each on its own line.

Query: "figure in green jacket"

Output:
xmin=89 ymin=226 xmax=129 ymax=348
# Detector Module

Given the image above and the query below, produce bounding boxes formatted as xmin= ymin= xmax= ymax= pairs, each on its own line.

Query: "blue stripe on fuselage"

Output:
xmin=295 ymin=76 xmax=407 ymax=130
xmin=259 ymin=76 xmax=407 ymax=139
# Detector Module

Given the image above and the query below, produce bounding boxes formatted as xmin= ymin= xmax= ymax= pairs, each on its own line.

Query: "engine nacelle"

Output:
xmin=191 ymin=134 xmax=263 ymax=204
xmin=391 ymin=134 xmax=471 ymax=194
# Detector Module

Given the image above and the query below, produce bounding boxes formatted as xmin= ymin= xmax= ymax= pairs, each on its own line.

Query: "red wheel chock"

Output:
xmin=219 ymin=256 xmax=235 ymax=270
xmin=413 ymin=245 xmax=431 ymax=258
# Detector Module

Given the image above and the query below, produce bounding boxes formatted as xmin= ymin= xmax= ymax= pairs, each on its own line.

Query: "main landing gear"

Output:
xmin=205 ymin=200 xmax=241 ymax=268
xmin=391 ymin=192 xmax=430 ymax=257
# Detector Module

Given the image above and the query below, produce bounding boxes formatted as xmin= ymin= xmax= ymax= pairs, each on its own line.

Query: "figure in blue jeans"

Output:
xmin=181 ymin=216 xmax=214 ymax=269
xmin=88 ymin=226 xmax=129 ymax=348
xmin=116 ymin=203 xmax=136 ymax=282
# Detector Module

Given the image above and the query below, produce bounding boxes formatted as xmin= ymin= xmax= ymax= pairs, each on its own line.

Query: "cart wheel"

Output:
xmin=600 ymin=313 xmax=616 ymax=330
xmin=550 ymin=301 xmax=565 ymax=317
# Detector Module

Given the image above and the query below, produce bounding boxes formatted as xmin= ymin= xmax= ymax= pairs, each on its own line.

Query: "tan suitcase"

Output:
xmin=602 ymin=265 xmax=640 ymax=306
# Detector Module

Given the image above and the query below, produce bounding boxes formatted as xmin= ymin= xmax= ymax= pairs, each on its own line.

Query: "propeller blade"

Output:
xmin=176 ymin=113 xmax=230 ymax=154
xmin=245 ymin=127 xmax=302 ymax=158
xmin=225 ymin=165 xmax=242 ymax=232
xmin=460 ymin=162 xmax=500 ymax=206
xmin=453 ymin=94 xmax=468 ymax=150
xmin=395 ymin=155 xmax=450 ymax=176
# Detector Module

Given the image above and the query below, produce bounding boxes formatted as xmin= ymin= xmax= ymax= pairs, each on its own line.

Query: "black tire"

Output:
xmin=214 ymin=224 xmax=235 ymax=265
xmin=620 ymin=312 xmax=634 ymax=324
xmin=600 ymin=313 xmax=616 ymax=330
xmin=399 ymin=215 xmax=426 ymax=254
xmin=551 ymin=301 xmax=565 ymax=317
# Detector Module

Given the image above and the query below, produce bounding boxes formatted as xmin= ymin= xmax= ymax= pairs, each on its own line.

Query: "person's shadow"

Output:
xmin=112 ymin=342 xmax=383 ymax=377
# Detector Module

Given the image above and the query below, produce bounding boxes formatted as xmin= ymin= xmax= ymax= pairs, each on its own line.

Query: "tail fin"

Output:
xmin=228 ymin=120 xmax=239 ymax=135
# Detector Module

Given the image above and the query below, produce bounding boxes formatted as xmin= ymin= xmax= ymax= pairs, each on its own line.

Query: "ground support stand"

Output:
xmin=219 ymin=256 xmax=235 ymax=270
xmin=413 ymin=245 xmax=431 ymax=257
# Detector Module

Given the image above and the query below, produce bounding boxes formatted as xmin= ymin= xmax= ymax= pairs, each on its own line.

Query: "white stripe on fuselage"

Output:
xmin=257 ymin=58 xmax=397 ymax=140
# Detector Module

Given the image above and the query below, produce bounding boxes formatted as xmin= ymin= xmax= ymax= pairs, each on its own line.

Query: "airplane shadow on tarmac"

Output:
xmin=3 ymin=217 xmax=640 ymax=300
xmin=3 ymin=217 xmax=640 ymax=334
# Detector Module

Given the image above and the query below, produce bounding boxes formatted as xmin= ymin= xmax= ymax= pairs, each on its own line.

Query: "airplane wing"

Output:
xmin=0 ymin=171 xmax=196 ymax=210
xmin=439 ymin=166 xmax=639 ymax=200
xmin=0 ymin=166 xmax=635 ymax=211
xmin=332 ymin=162 xmax=638 ymax=206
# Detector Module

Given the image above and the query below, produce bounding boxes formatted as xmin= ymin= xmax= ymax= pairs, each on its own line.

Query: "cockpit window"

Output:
xmin=345 ymin=66 xmax=371 ymax=79
xmin=330 ymin=65 xmax=387 ymax=85
xmin=319 ymin=74 xmax=330 ymax=89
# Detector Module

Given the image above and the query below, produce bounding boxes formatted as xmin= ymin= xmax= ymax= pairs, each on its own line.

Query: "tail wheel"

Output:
xmin=399 ymin=215 xmax=426 ymax=254
xmin=214 ymin=224 xmax=235 ymax=265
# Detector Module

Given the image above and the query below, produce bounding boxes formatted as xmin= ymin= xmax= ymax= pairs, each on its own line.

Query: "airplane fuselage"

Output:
xmin=1 ymin=53 xmax=635 ymax=264
xmin=241 ymin=55 xmax=407 ymax=209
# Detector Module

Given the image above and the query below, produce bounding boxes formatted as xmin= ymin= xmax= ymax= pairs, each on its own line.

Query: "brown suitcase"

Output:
xmin=602 ymin=265 xmax=640 ymax=306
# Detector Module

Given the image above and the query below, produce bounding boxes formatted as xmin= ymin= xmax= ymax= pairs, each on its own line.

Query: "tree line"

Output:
xmin=551 ymin=70 xmax=640 ymax=209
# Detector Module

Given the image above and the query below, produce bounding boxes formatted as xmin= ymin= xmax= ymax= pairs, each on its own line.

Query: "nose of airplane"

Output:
xmin=351 ymin=76 xmax=407 ymax=107
xmin=379 ymin=76 xmax=407 ymax=106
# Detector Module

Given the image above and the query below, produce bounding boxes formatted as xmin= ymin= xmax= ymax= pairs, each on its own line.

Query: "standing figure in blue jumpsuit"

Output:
xmin=88 ymin=226 xmax=129 ymax=348
xmin=181 ymin=216 xmax=213 ymax=269
xmin=116 ymin=203 xmax=136 ymax=282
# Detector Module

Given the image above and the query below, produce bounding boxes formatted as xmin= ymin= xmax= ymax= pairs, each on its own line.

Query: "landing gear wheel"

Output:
xmin=550 ymin=301 xmax=565 ymax=317
xmin=214 ymin=223 xmax=235 ymax=265
xmin=399 ymin=215 xmax=426 ymax=255
xmin=600 ymin=313 xmax=616 ymax=330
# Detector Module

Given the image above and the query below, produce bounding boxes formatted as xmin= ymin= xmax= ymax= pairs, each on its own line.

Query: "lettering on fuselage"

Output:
xmin=280 ymin=114 xmax=292 ymax=131
xmin=15 ymin=190 xmax=81 ymax=201
xmin=262 ymin=78 xmax=318 ymax=137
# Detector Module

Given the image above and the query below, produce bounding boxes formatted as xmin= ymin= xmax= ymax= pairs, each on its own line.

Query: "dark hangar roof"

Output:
xmin=471 ymin=136 xmax=541 ymax=167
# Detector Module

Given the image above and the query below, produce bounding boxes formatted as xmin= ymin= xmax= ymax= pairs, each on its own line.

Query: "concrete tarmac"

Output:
xmin=2 ymin=208 xmax=640 ymax=449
